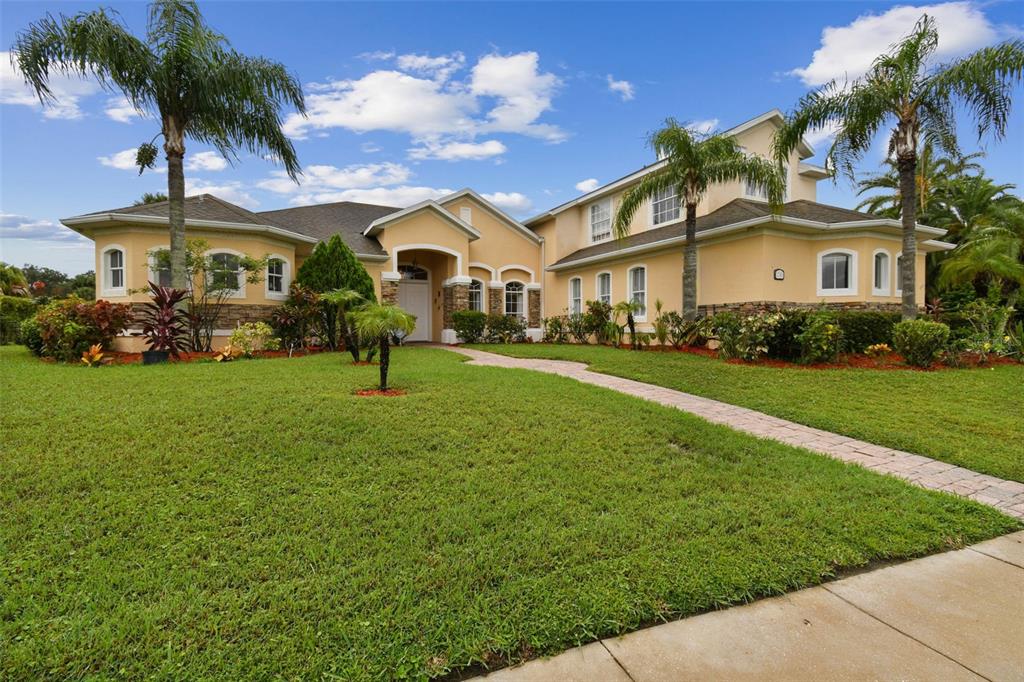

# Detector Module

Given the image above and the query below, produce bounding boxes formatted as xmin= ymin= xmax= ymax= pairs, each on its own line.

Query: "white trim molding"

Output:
xmin=205 ymin=247 xmax=248 ymax=299
xmin=99 ymin=243 xmax=128 ymax=298
xmin=487 ymin=280 xmax=505 ymax=289
xmin=442 ymin=275 xmax=473 ymax=287
xmin=626 ymin=263 xmax=648 ymax=322
xmin=63 ymin=213 xmax=317 ymax=244
xmin=468 ymin=262 xmax=496 ymax=279
xmin=363 ymin=200 xmax=481 ymax=240
xmin=389 ymin=243 xmax=465 ymax=277
xmin=817 ymin=248 xmax=858 ymax=297
xmin=595 ymin=270 xmax=613 ymax=305
xmin=498 ymin=263 xmax=536 ymax=283
xmin=871 ymin=248 xmax=891 ymax=296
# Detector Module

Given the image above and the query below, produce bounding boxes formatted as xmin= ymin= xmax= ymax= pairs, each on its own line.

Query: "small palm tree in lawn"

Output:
xmin=613 ymin=299 xmax=644 ymax=350
xmin=774 ymin=15 xmax=1024 ymax=320
xmin=613 ymin=120 xmax=784 ymax=321
xmin=320 ymin=288 xmax=367 ymax=362
xmin=352 ymin=304 xmax=417 ymax=392
xmin=11 ymin=0 xmax=306 ymax=288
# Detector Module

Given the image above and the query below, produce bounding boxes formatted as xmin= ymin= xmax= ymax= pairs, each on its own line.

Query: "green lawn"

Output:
xmin=1 ymin=346 xmax=1016 ymax=680
xmin=469 ymin=344 xmax=1024 ymax=483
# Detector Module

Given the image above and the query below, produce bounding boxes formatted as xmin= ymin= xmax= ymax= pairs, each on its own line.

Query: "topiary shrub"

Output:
xmin=452 ymin=310 xmax=487 ymax=343
xmin=836 ymin=311 xmax=900 ymax=353
xmin=797 ymin=309 xmax=842 ymax=364
xmin=0 ymin=295 xmax=37 ymax=345
xmin=892 ymin=319 xmax=950 ymax=367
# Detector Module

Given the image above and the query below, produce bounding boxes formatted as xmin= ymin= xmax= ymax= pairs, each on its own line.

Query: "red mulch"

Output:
xmin=353 ymin=388 xmax=406 ymax=397
xmin=104 ymin=347 xmax=330 ymax=365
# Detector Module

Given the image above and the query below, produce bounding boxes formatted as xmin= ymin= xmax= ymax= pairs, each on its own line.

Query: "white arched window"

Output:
xmin=101 ymin=245 xmax=126 ymax=296
xmin=627 ymin=265 xmax=647 ymax=320
xmin=872 ymin=250 xmax=891 ymax=295
xmin=505 ymin=281 xmax=524 ymax=318
xmin=266 ymin=256 xmax=289 ymax=299
xmin=817 ymin=249 xmax=857 ymax=296
xmin=895 ymin=253 xmax=904 ymax=295
xmin=208 ymin=251 xmax=244 ymax=297
xmin=568 ymin=277 xmax=582 ymax=315
xmin=468 ymin=279 xmax=484 ymax=312
xmin=596 ymin=272 xmax=612 ymax=305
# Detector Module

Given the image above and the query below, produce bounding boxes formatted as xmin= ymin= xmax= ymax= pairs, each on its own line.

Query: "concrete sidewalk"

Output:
xmin=477 ymin=532 xmax=1024 ymax=681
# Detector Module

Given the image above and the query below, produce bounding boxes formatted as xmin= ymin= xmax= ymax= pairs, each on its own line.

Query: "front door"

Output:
xmin=397 ymin=279 xmax=431 ymax=341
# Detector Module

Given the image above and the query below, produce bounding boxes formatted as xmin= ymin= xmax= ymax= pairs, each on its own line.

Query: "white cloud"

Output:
xmin=1 ymin=51 xmax=100 ymax=120
xmin=258 ymin=162 xmax=412 ymax=195
xmin=185 ymin=178 xmax=259 ymax=209
xmin=98 ymin=147 xmax=143 ymax=171
xmin=575 ymin=178 xmax=600 ymax=192
xmin=482 ymin=191 xmax=532 ymax=214
xmin=0 ymin=213 xmax=87 ymax=243
xmin=185 ymin=151 xmax=228 ymax=172
xmin=358 ymin=50 xmax=396 ymax=62
xmin=408 ymin=139 xmax=507 ymax=161
xmin=291 ymin=186 xmax=453 ymax=208
xmin=105 ymin=96 xmax=145 ymax=123
xmin=360 ymin=141 xmax=382 ymax=153
xmin=791 ymin=2 xmax=1008 ymax=86
xmin=284 ymin=51 xmax=564 ymax=144
xmin=606 ymin=75 xmax=635 ymax=101
xmin=803 ymin=120 xmax=843 ymax=149
xmin=686 ymin=119 xmax=720 ymax=135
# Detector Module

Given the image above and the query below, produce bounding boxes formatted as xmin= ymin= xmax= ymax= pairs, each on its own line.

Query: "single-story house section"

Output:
xmin=62 ymin=110 xmax=954 ymax=349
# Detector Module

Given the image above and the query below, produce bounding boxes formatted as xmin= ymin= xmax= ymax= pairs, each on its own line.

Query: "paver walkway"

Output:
xmin=475 ymin=531 xmax=1024 ymax=681
xmin=441 ymin=346 xmax=1024 ymax=519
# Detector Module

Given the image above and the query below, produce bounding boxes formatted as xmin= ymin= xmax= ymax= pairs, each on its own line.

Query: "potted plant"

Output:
xmin=139 ymin=281 xmax=189 ymax=364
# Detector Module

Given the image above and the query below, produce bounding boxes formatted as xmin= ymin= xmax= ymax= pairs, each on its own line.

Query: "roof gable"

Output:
xmin=438 ymin=189 xmax=541 ymax=244
xmin=363 ymin=200 xmax=481 ymax=240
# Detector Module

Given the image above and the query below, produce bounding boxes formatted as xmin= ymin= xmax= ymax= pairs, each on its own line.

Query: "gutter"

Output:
xmin=61 ymin=212 xmax=319 ymax=245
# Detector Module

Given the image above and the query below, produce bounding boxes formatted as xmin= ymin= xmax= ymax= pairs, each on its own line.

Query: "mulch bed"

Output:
xmin=103 ymin=347 xmax=330 ymax=365
xmin=353 ymin=388 xmax=406 ymax=397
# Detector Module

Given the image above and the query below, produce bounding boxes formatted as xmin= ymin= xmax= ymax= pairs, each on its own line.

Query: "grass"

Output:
xmin=468 ymin=344 xmax=1024 ymax=483
xmin=1 ymin=345 xmax=1017 ymax=680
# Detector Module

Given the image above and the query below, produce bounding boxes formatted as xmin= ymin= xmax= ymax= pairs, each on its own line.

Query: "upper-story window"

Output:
xmin=590 ymin=199 xmax=612 ymax=242
xmin=468 ymin=279 xmax=484 ymax=312
xmin=651 ymin=186 xmax=680 ymax=226
xmin=628 ymin=265 xmax=647 ymax=320
xmin=209 ymin=252 xmax=243 ymax=293
xmin=505 ymin=281 xmax=524 ymax=318
xmin=818 ymin=249 xmax=857 ymax=296
xmin=266 ymin=257 xmax=288 ymax=298
xmin=101 ymin=246 xmax=126 ymax=295
xmin=597 ymin=272 xmax=611 ymax=305
xmin=568 ymin=277 xmax=582 ymax=315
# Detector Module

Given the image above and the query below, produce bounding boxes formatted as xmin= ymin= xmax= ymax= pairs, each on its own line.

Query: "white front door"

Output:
xmin=397 ymin=280 xmax=431 ymax=341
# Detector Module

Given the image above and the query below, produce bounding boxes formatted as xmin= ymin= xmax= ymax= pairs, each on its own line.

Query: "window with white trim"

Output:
xmin=209 ymin=252 xmax=242 ymax=292
xmin=468 ymin=279 xmax=483 ymax=312
xmin=819 ymin=251 xmax=855 ymax=295
xmin=149 ymin=250 xmax=172 ymax=288
xmin=568 ymin=277 xmax=582 ymax=315
xmin=896 ymin=254 xmax=904 ymax=294
xmin=873 ymin=251 xmax=890 ymax=295
xmin=628 ymin=266 xmax=647 ymax=319
xmin=590 ymin=199 xmax=611 ymax=242
xmin=597 ymin=272 xmax=611 ymax=305
xmin=267 ymin=258 xmax=286 ymax=295
xmin=505 ymin=281 xmax=524 ymax=318
xmin=651 ymin=186 xmax=680 ymax=225
xmin=103 ymin=247 xmax=125 ymax=293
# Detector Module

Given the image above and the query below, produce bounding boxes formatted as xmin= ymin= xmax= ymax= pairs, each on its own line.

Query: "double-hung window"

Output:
xmin=468 ymin=279 xmax=484 ymax=312
xmin=651 ymin=186 xmax=680 ymax=225
xmin=628 ymin=266 xmax=647 ymax=319
xmin=568 ymin=277 xmax=582 ymax=315
xmin=597 ymin=272 xmax=611 ymax=305
xmin=267 ymin=258 xmax=285 ymax=295
xmin=103 ymin=247 xmax=125 ymax=294
xmin=505 ymin=282 xmax=524 ymax=318
xmin=209 ymin=252 xmax=242 ymax=293
xmin=590 ymin=199 xmax=611 ymax=242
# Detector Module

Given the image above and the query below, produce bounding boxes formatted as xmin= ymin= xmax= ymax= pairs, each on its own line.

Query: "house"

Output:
xmin=62 ymin=110 xmax=954 ymax=349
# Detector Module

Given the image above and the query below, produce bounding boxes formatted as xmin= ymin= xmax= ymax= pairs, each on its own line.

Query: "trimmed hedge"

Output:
xmin=0 ymin=296 xmax=37 ymax=345
xmin=836 ymin=311 xmax=900 ymax=353
xmin=452 ymin=310 xmax=487 ymax=343
xmin=893 ymin=319 xmax=950 ymax=368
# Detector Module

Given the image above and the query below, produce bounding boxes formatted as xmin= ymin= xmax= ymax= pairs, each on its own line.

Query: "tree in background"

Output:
xmin=614 ymin=119 xmax=784 ymax=320
xmin=775 ymin=15 xmax=1024 ymax=320
xmin=16 ymin=265 xmax=95 ymax=300
xmin=0 ymin=263 xmax=30 ymax=297
xmin=12 ymin=0 xmax=306 ymax=288
xmin=295 ymin=234 xmax=376 ymax=351
xmin=135 ymin=192 xmax=168 ymax=205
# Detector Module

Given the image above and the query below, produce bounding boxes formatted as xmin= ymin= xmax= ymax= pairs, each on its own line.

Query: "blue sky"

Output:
xmin=2 ymin=0 xmax=1023 ymax=274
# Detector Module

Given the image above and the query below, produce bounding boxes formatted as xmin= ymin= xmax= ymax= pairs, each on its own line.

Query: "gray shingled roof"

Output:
xmin=84 ymin=194 xmax=273 ymax=226
xmin=551 ymin=198 xmax=884 ymax=267
xmin=258 ymin=201 xmax=397 ymax=256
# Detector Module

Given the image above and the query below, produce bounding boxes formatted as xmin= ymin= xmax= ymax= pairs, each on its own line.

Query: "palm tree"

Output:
xmin=320 ymin=288 xmax=367 ymax=362
xmin=940 ymin=206 xmax=1024 ymax=305
xmin=612 ymin=299 xmax=644 ymax=350
xmin=939 ymin=175 xmax=1019 ymax=241
xmin=134 ymin=192 xmax=169 ymax=206
xmin=11 ymin=0 xmax=306 ymax=288
xmin=613 ymin=120 xmax=784 ymax=321
xmin=774 ymin=15 xmax=1024 ymax=319
xmin=352 ymin=304 xmax=417 ymax=392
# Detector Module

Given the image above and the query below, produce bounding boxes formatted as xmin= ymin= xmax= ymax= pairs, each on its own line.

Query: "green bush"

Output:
xmin=766 ymin=308 xmax=809 ymax=360
xmin=0 ymin=296 xmax=37 ymax=345
xmin=453 ymin=310 xmax=487 ymax=343
xmin=567 ymin=313 xmax=590 ymax=344
xmin=19 ymin=317 xmax=43 ymax=355
xmin=583 ymin=300 xmax=613 ymax=342
xmin=542 ymin=315 xmax=568 ymax=343
xmin=836 ymin=311 xmax=900 ymax=353
xmin=892 ymin=319 xmax=950 ymax=368
xmin=712 ymin=312 xmax=742 ymax=359
xmin=228 ymin=322 xmax=281 ymax=357
xmin=33 ymin=297 xmax=134 ymax=362
xmin=797 ymin=310 xmax=842 ymax=364
xmin=484 ymin=314 xmax=527 ymax=343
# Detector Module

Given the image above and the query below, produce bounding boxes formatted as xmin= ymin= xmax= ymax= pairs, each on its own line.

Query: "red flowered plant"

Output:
xmin=139 ymin=281 xmax=189 ymax=357
xmin=34 ymin=296 xmax=133 ymax=361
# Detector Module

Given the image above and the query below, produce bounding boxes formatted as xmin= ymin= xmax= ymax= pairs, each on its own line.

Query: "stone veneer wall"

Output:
xmin=124 ymin=302 xmax=278 ymax=331
xmin=442 ymin=283 xmax=469 ymax=328
xmin=381 ymin=280 xmax=398 ymax=305
xmin=697 ymin=300 xmax=905 ymax=317
xmin=527 ymin=289 xmax=541 ymax=328
xmin=488 ymin=287 xmax=503 ymax=316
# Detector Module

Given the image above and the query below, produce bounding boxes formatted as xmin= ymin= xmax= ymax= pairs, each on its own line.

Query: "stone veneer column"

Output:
xmin=488 ymin=282 xmax=504 ymax=315
xmin=527 ymin=287 xmax=541 ymax=328
xmin=380 ymin=279 xmax=399 ymax=305
xmin=443 ymin=283 xmax=470 ymax=328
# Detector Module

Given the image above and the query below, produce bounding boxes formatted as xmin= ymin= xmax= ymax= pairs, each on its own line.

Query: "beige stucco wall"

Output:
xmin=374 ymin=210 xmax=471 ymax=279
xmin=443 ymin=197 xmax=542 ymax=282
xmin=92 ymin=225 xmax=299 ymax=304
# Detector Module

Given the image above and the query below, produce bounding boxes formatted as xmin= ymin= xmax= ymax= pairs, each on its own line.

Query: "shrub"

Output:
xmin=566 ymin=312 xmax=590 ymax=344
xmin=959 ymin=299 xmax=1014 ymax=363
xmin=542 ymin=316 xmax=568 ymax=343
xmin=1003 ymin=321 xmax=1024 ymax=363
xmin=34 ymin=297 xmax=133 ymax=361
xmin=0 ymin=295 xmax=37 ymax=344
xmin=836 ymin=311 xmax=900 ymax=353
xmin=652 ymin=300 xmax=670 ymax=346
xmin=797 ymin=310 xmax=842 ymax=364
xmin=714 ymin=311 xmax=781 ymax=361
xmin=19 ymin=317 xmax=43 ymax=355
xmin=892 ymin=319 xmax=950 ymax=368
xmin=766 ymin=308 xmax=809 ymax=360
xmin=228 ymin=322 xmax=281 ymax=357
xmin=712 ymin=312 xmax=742 ymax=359
xmin=485 ymin=314 xmax=527 ymax=343
xmin=453 ymin=310 xmax=487 ymax=343
xmin=864 ymin=343 xmax=891 ymax=358
xmin=583 ymin=300 xmax=613 ymax=343
xmin=138 ymin=282 xmax=190 ymax=358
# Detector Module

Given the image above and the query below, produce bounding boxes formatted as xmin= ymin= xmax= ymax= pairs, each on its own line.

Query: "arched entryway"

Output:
xmin=396 ymin=264 xmax=431 ymax=342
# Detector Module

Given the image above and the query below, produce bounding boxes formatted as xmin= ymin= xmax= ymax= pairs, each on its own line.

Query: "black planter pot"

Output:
xmin=142 ymin=350 xmax=170 ymax=365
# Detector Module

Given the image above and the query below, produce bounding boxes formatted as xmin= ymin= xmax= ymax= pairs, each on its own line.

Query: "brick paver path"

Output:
xmin=441 ymin=346 xmax=1024 ymax=519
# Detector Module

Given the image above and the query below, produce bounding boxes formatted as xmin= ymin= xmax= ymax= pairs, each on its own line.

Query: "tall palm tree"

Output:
xmin=774 ymin=15 xmax=1024 ymax=319
xmin=11 ymin=0 xmax=306 ymax=288
xmin=352 ymin=304 xmax=417 ymax=392
xmin=613 ymin=120 xmax=784 ymax=321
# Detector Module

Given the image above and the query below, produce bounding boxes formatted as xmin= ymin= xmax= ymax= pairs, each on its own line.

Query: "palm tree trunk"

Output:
xmin=683 ymin=202 xmax=698 ymax=321
xmin=898 ymin=154 xmax=918 ymax=320
xmin=627 ymin=313 xmax=637 ymax=350
xmin=378 ymin=335 xmax=390 ymax=391
xmin=165 ymin=121 xmax=187 ymax=290
xmin=346 ymin=315 xmax=360 ymax=362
